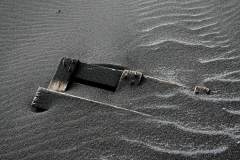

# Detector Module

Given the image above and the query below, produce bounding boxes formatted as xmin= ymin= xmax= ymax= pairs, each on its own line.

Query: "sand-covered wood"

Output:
xmin=1 ymin=0 xmax=240 ymax=159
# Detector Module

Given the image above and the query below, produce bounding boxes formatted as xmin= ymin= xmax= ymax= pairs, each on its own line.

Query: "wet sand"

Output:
xmin=1 ymin=0 xmax=240 ymax=159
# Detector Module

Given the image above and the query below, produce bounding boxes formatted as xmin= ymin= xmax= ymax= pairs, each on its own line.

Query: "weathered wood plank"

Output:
xmin=74 ymin=62 xmax=123 ymax=91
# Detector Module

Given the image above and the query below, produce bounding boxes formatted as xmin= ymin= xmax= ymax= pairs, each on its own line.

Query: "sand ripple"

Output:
xmin=1 ymin=0 xmax=240 ymax=159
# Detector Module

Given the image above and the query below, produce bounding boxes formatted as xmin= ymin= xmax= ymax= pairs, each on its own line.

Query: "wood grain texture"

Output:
xmin=1 ymin=0 xmax=240 ymax=159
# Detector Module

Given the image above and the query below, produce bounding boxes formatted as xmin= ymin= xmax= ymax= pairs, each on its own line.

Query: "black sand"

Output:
xmin=1 ymin=0 xmax=240 ymax=159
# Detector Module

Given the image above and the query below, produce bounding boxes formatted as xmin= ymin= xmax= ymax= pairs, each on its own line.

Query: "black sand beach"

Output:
xmin=1 ymin=0 xmax=240 ymax=159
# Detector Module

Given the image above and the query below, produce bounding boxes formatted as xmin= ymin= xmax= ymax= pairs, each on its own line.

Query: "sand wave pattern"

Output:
xmin=1 ymin=0 xmax=240 ymax=159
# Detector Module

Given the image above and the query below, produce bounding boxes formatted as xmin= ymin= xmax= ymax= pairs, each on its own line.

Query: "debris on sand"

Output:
xmin=194 ymin=86 xmax=211 ymax=95
xmin=56 ymin=9 xmax=62 ymax=14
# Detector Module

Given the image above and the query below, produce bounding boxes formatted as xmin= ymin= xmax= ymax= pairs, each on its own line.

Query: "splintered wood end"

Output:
xmin=48 ymin=80 xmax=68 ymax=92
xmin=47 ymin=57 xmax=79 ymax=92
xmin=117 ymin=70 xmax=143 ymax=90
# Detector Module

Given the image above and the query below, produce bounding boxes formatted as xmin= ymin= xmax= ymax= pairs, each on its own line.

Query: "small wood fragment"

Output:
xmin=117 ymin=70 xmax=143 ymax=90
xmin=194 ymin=86 xmax=211 ymax=95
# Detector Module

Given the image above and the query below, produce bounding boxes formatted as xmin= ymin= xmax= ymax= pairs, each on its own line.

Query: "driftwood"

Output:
xmin=48 ymin=57 xmax=143 ymax=92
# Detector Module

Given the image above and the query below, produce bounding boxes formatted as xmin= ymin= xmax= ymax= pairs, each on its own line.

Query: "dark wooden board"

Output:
xmin=74 ymin=62 xmax=123 ymax=91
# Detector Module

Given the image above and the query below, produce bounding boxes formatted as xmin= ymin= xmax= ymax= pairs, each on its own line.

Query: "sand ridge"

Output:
xmin=1 ymin=0 xmax=240 ymax=159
